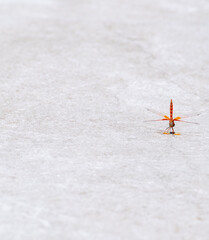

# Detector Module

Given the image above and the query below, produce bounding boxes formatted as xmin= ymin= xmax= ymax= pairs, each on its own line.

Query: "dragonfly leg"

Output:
xmin=170 ymin=127 xmax=175 ymax=134
xmin=164 ymin=127 xmax=170 ymax=133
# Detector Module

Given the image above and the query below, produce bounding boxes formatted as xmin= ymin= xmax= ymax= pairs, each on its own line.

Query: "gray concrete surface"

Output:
xmin=0 ymin=0 xmax=209 ymax=239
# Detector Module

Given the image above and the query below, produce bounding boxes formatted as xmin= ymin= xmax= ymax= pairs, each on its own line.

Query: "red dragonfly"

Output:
xmin=147 ymin=99 xmax=198 ymax=134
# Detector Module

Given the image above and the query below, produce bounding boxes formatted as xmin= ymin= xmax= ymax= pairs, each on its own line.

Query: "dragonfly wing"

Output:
xmin=174 ymin=113 xmax=201 ymax=119
xmin=146 ymin=108 xmax=169 ymax=119
xmin=174 ymin=116 xmax=181 ymax=120
xmin=144 ymin=119 xmax=169 ymax=122
xmin=175 ymin=119 xmax=199 ymax=124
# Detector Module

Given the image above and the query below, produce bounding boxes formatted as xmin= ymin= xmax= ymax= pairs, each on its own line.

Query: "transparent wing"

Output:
xmin=174 ymin=119 xmax=199 ymax=124
xmin=174 ymin=113 xmax=201 ymax=120
xmin=144 ymin=119 xmax=170 ymax=122
xmin=146 ymin=108 xmax=169 ymax=119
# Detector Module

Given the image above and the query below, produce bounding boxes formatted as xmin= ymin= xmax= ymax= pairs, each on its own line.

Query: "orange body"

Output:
xmin=170 ymin=99 xmax=173 ymax=119
xmin=169 ymin=99 xmax=175 ymax=128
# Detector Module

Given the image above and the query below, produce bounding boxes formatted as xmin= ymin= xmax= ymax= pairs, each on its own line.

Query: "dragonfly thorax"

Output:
xmin=169 ymin=120 xmax=175 ymax=127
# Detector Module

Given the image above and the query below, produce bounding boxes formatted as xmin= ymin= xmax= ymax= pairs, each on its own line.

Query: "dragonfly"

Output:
xmin=147 ymin=99 xmax=199 ymax=135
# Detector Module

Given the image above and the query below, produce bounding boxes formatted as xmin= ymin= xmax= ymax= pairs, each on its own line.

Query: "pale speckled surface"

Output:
xmin=0 ymin=0 xmax=209 ymax=239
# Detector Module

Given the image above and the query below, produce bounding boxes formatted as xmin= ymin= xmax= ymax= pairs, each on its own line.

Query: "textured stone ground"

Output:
xmin=0 ymin=0 xmax=209 ymax=239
